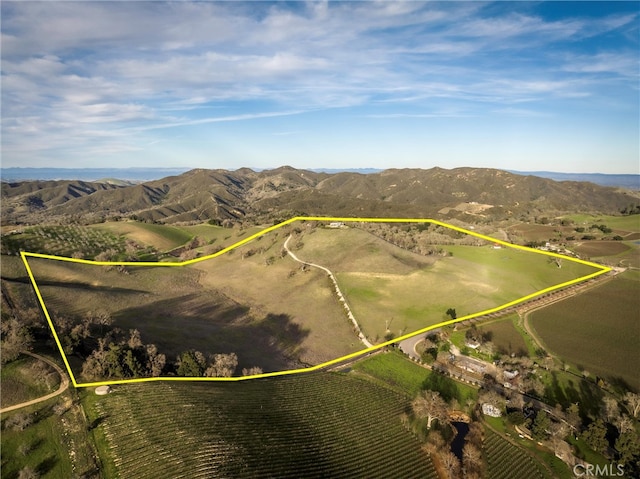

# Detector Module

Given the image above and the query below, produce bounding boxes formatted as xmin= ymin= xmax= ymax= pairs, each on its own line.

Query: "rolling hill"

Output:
xmin=2 ymin=166 xmax=638 ymax=225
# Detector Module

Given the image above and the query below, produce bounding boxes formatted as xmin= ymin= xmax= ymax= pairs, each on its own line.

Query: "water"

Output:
xmin=450 ymin=421 xmax=469 ymax=461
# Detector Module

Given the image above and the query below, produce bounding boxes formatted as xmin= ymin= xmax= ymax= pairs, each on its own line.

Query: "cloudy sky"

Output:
xmin=2 ymin=1 xmax=638 ymax=173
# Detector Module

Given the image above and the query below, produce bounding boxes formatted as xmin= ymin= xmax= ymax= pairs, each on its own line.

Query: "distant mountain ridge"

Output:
xmin=508 ymin=170 xmax=640 ymax=190
xmin=2 ymin=167 xmax=638 ymax=189
xmin=2 ymin=166 xmax=639 ymax=225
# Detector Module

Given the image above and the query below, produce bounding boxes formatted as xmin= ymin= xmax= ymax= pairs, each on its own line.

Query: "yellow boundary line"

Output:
xmin=20 ymin=216 xmax=610 ymax=388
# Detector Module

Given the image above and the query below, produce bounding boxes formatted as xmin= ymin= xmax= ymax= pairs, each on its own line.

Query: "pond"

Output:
xmin=450 ymin=421 xmax=469 ymax=461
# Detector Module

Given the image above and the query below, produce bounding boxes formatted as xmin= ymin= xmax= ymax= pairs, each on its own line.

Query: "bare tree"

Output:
xmin=204 ymin=353 xmax=238 ymax=377
xmin=145 ymin=344 xmax=166 ymax=377
xmin=603 ymin=396 xmax=620 ymax=423
xmin=242 ymin=366 xmax=263 ymax=376
xmin=624 ymin=392 xmax=640 ymax=418
xmin=18 ymin=466 xmax=39 ymax=479
xmin=440 ymin=451 xmax=461 ymax=479
xmin=615 ymin=414 xmax=635 ymax=434
xmin=127 ymin=329 xmax=143 ymax=349
xmin=412 ymin=390 xmax=448 ymax=429
xmin=462 ymin=443 xmax=483 ymax=476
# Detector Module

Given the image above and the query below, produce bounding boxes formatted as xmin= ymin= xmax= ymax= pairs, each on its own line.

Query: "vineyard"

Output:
xmin=483 ymin=429 xmax=549 ymax=479
xmin=86 ymin=372 xmax=437 ymax=478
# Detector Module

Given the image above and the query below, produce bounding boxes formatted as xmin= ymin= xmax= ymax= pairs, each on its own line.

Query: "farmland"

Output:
xmin=1 ymin=225 xmax=128 ymax=259
xmin=483 ymin=429 xmax=549 ymax=479
xmin=529 ymin=271 xmax=640 ymax=390
xmin=21 ymin=219 xmax=607 ymax=382
xmin=83 ymin=373 xmax=437 ymax=479
xmin=295 ymin=226 xmax=601 ymax=342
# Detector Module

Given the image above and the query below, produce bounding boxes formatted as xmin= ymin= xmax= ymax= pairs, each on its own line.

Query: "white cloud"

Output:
xmin=1 ymin=1 xmax=637 ymax=168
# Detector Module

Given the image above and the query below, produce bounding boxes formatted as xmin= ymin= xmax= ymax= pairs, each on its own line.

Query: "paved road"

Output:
xmin=398 ymin=331 xmax=438 ymax=360
xmin=284 ymin=235 xmax=373 ymax=348
xmin=0 ymin=351 xmax=70 ymax=414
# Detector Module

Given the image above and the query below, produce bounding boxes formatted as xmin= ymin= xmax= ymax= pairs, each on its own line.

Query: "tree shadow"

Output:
xmin=37 ymin=455 xmax=57 ymax=475
xmin=89 ymin=415 xmax=108 ymax=431
xmin=77 ymin=292 xmax=311 ymax=379
xmin=608 ymin=376 xmax=636 ymax=395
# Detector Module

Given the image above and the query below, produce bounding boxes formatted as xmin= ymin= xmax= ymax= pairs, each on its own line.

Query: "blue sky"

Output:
xmin=2 ymin=1 xmax=638 ymax=173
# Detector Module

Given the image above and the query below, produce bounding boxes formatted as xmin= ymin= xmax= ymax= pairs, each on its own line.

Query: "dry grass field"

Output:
xmin=25 ymin=227 xmax=361 ymax=378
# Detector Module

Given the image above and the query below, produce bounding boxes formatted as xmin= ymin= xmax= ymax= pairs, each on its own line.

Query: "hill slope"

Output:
xmin=2 ymin=167 xmax=638 ymax=225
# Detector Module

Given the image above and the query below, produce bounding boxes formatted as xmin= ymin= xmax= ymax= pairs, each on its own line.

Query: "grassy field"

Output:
xmin=92 ymin=221 xmax=265 ymax=252
xmin=563 ymin=214 xmax=640 ymax=232
xmin=1 ymin=386 xmax=99 ymax=478
xmin=83 ymin=373 xmax=438 ymax=479
xmin=352 ymin=350 xmax=478 ymax=407
xmin=451 ymin=315 xmax=530 ymax=358
xmin=352 ymin=350 xmax=430 ymax=396
xmin=91 ymin=221 xmax=192 ymax=251
xmin=296 ymin=227 xmax=600 ymax=342
xmin=26 ymin=225 xmax=361 ymax=379
xmin=529 ymin=271 xmax=640 ymax=391
xmin=0 ymin=355 xmax=59 ymax=408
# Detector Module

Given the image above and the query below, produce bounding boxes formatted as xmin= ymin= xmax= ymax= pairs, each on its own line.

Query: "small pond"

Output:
xmin=450 ymin=421 xmax=469 ymax=461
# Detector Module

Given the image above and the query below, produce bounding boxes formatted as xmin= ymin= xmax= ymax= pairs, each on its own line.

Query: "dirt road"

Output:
xmin=0 ymin=351 xmax=70 ymax=414
xmin=284 ymin=235 xmax=373 ymax=348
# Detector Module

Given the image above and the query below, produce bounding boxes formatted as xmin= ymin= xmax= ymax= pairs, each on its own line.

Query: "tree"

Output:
xmin=479 ymin=389 xmax=506 ymax=412
xmin=531 ymin=410 xmax=551 ymax=441
xmin=615 ymin=414 xmax=634 ymax=435
xmin=145 ymin=344 xmax=166 ymax=377
xmin=6 ymin=412 xmax=33 ymax=431
xmin=1 ymin=319 xmax=33 ymax=364
xmin=176 ymin=350 xmax=206 ymax=376
xmin=440 ymin=451 xmax=461 ymax=479
xmin=462 ymin=443 xmax=483 ymax=477
xmin=566 ymin=403 xmax=582 ymax=431
xmin=624 ymin=392 xmax=640 ymax=418
xmin=204 ymin=353 xmax=238 ymax=377
xmin=242 ymin=366 xmax=263 ymax=376
xmin=412 ymin=390 xmax=448 ymax=429
xmin=603 ymin=396 xmax=620 ymax=423
xmin=583 ymin=419 xmax=608 ymax=454
xmin=446 ymin=308 xmax=457 ymax=320
xmin=18 ymin=466 xmax=39 ymax=479
xmin=616 ymin=430 xmax=640 ymax=465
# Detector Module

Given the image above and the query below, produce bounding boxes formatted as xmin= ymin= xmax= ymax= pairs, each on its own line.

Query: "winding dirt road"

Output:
xmin=284 ymin=235 xmax=373 ymax=348
xmin=0 ymin=351 xmax=70 ymax=414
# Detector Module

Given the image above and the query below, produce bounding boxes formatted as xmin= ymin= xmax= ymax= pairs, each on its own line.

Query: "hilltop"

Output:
xmin=2 ymin=166 xmax=638 ymax=226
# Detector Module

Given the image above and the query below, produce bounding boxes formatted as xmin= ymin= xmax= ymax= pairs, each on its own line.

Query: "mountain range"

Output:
xmin=2 ymin=166 xmax=639 ymax=225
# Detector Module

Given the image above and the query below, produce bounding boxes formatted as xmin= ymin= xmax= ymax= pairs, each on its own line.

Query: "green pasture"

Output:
xmin=563 ymin=214 xmax=640 ymax=233
xmin=295 ymin=226 xmax=436 ymax=275
xmin=1 ymin=355 xmax=59 ymax=408
xmin=1 ymin=403 xmax=73 ymax=478
xmin=352 ymin=351 xmax=478 ymax=405
xmin=352 ymin=351 xmax=429 ymax=396
xmin=92 ymin=221 xmax=193 ymax=251
xmin=328 ymin=240 xmax=599 ymax=343
xmin=1 ymin=387 xmax=98 ymax=479
xmin=529 ymin=271 xmax=640 ymax=391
